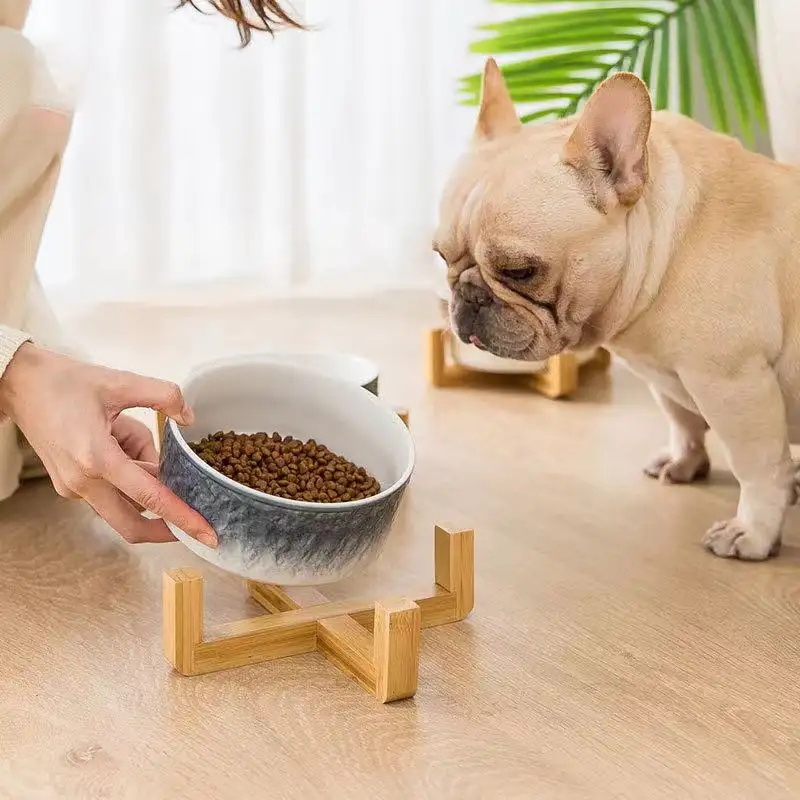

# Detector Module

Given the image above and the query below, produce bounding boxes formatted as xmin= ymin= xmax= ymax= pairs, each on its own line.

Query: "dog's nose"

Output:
xmin=459 ymin=281 xmax=493 ymax=308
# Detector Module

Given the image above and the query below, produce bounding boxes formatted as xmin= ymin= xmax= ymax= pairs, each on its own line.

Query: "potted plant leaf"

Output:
xmin=461 ymin=0 xmax=767 ymax=145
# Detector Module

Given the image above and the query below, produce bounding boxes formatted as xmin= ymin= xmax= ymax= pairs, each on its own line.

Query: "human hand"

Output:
xmin=111 ymin=413 xmax=160 ymax=465
xmin=0 ymin=343 xmax=217 ymax=547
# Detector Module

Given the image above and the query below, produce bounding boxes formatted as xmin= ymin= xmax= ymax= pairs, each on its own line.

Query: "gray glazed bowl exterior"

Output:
xmin=158 ymin=359 xmax=413 ymax=585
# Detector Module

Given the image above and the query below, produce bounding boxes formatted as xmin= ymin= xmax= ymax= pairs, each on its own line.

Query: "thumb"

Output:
xmin=106 ymin=371 xmax=194 ymax=426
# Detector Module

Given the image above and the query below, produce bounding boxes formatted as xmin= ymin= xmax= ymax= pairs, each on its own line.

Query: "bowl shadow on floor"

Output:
xmin=566 ymin=364 xmax=627 ymax=406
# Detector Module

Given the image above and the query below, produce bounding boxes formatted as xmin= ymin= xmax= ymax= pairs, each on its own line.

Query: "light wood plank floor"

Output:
xmin=2 ymin=291 xmax=800 ymax=799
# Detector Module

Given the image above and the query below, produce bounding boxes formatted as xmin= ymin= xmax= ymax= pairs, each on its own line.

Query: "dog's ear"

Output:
xmin=563 ymin=73 xmax=652 ymax=207
xmin=475 ymin=58 xmax=522 ymax=141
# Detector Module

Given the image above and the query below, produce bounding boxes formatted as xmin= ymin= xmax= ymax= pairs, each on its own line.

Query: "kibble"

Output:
xmin=189 ymin=431 xmax=381 ymax=503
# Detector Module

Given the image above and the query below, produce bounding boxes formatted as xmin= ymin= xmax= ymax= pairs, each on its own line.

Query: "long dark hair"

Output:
xmin=178 ymin=1 xmax=305 ymax=46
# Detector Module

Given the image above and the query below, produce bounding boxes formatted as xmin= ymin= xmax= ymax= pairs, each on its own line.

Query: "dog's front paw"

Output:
xmin=644 ymin=449 xmax=710 ymax=484
xmin=702 ymin=519 xmax=780 ymax=561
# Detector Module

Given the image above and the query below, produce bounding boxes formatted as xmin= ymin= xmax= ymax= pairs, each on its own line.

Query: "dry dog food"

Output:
xmin=189 ymin=431 xmax=381 ymax=503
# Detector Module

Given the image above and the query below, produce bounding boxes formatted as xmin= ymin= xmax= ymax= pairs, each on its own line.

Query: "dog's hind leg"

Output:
xmin=644 ymin=387 xmax=710 ymax=484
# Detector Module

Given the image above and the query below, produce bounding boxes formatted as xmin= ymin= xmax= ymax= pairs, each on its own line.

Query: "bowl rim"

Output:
xmin=165 ymin=358 xmax=414 ymax=512
xmin=183 ymin=351 xmax=378 ymax=389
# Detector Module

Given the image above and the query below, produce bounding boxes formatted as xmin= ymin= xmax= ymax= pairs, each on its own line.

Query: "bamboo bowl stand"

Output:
xmin=426 ymin=327 xmax=611 ymax=399
xmin=156 ymin=409 xmax=472 ymax=703
xmin=163 ymin=526 xmax=474 ymax=703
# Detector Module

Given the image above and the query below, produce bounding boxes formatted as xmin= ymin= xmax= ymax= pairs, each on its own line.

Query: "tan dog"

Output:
xmin=435 ymin=58 xmax=800 ymax=561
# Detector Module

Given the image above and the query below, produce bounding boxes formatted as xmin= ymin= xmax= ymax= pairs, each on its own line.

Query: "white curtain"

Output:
xmin=22 ymin=0 xmax=489 ymax=305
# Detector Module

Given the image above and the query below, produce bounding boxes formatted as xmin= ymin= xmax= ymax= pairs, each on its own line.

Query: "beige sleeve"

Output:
xmin=0 ymin=10 xmax=75 ymax=498
xmin=0 ymin=322 xmax=29 ymax=376
xmin=0 ymin=24 xmax=78 ymax=377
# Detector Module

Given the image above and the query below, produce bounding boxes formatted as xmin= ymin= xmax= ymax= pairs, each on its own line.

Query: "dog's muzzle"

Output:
xmin=451 ymin=281 xmax=494 ymax=346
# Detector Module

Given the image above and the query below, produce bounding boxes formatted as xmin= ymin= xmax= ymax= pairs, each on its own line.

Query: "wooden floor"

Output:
xmin=2 ymin=291 xmax=800 ymax=799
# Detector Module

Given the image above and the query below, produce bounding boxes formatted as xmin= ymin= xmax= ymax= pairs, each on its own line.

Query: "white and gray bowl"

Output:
xmin=252 ymin=352 xmax=379 ymax=396
xmin=158 ymin=357 xmax=414 ymax=585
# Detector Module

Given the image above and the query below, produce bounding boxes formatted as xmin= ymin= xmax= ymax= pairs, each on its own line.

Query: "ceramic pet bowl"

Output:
xmin=158 ymin=357 xmax=414 ymax=586
xmin=247 ymin=352 xmax=379 ymax=395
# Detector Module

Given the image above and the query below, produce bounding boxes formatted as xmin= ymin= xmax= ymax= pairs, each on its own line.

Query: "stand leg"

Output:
xmin=434 ymin=526 xmax=475 ymax=619
xmin=163 ymin=568 xmax=204 ymax=676
xmin=592 ymin=347 xmax=612 ymax=371
xmin=530 ymin=352 xmax=578 ymax=399
xmin=374 ymin=599 xmax=421 ymax=703
xmin=426 ymin=328 xmax=448 ymax=387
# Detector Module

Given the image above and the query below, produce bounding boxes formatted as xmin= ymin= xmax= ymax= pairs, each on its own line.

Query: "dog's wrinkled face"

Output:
xmin=434 ymin=60 xmax=653 ymax=361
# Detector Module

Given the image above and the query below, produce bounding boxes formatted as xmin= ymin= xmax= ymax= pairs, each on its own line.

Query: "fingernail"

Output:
xmin=180 ymin=405 xmax=195 ymax=427
xmin=197 ymin=530 xmax=218 ymax=549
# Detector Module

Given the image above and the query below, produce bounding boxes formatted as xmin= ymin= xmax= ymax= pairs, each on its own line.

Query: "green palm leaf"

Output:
xmin=676 ymin=9 xmax=693 ymax=116
xmin=692 ymin=0 xmax=728 ymax=133
xmin=461 ymin=0 xmax=767 ymax=143
xmin=655 ymin=22 xmax=670 ymax=110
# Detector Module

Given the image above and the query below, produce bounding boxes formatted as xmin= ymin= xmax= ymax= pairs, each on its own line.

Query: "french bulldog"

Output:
xmin=435 ymin=58 xmax=800 ymax=561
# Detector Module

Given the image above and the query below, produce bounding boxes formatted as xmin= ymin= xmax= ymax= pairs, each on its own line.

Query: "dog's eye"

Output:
xmin=503 ymin=267 xmax=536 ymax=282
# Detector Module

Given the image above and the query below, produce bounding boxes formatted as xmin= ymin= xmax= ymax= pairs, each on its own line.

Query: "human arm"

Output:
xmin=0 ymin=341 xmax=217 ymax=547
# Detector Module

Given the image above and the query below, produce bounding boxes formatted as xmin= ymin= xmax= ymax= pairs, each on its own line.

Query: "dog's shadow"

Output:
xmin=703 ymin=469 xmax=739 ymax=490
xmin=568 ymin=364 xmax=630 ymax=405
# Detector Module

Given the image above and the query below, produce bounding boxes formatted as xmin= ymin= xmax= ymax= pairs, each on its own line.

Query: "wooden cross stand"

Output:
xmin=163 ymin=525 xmax=474 ymax=703
xmin=426 ymin=327 xmax=611 ymax=399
